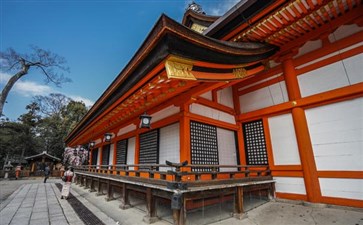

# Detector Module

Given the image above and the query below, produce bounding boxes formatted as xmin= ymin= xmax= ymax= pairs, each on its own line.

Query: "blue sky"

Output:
xmin=1 ymin=0 xmax=239 ymax=121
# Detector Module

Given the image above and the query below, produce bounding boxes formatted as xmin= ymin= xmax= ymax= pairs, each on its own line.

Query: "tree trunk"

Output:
xmin=0 ymin=70 xmax=28 ymax=117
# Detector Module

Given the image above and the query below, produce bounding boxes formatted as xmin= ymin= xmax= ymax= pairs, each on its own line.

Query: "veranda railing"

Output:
xmin=75 ymin=161 xmax=271 ymax=187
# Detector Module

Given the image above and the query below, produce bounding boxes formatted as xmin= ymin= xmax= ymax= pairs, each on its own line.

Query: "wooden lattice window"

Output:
xmin=116 ymin=139 xmax=128 ymax=165
xmin=102 ymin=144 xmax=110 ymax=166
xmin=139 ymin=129 xmax=159 ymax=167
xmin=242 ymin=120 xmax=268 ymax=165
xmin=190 ymin=121 xmax=219 ymax=171
xmin=91 ymin=148 xmax=98 ymax=165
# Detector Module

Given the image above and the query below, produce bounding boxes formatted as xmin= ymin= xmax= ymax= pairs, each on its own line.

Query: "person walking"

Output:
xmin=44 ymin=165 xmax=50 ymax=183
xmin=61 ymin=166 xmax=75 ymax=199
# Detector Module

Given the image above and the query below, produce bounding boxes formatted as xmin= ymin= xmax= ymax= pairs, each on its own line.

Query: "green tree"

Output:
xmin=34 ymin=93 xmax=88 ymax=158
xmin=0 ymin=103 xmax=41 ymax=167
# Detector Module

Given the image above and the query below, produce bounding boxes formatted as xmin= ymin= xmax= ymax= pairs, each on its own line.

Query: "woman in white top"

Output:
xmin=61 ymin=166 xmax=75 ymax=199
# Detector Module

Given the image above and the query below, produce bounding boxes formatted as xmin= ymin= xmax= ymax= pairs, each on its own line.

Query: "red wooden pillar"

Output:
xmin=282 ymin=54 xmax=321 ymax=203
xmin=179 ymin=104 xmax=191 ymax=177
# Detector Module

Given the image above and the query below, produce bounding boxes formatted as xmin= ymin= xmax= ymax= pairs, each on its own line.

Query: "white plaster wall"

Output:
xmin=190 ymin=103 xmax=236 ymax=124
xmin=305 ymin=98 xmax=363 ymax=171
xmin=296 ymin=42 xmax=363 ymax=69
xmin=274 ymin=177 xmax=307 ymax=195
xmin=238 ymin=74 xmax=283 ymax=91
xmin=151 ymin=105 xmax=180 ymax=123
xmin=117 ymin=124 xmax=136 ymax=136
xmin=217 ymin=128 xmax=238 ymax=172
xmin=159 ymin=123 xmax=180 ymax=171
xmin=319 ymin=178 xmax=363 ymax=200
xmin=97 ymin=148 xmax=101 ymax=169
xmin=239 ymin=81 xmax=288 ymax=113
xmin=109 ymin=144 xmax=114 ymax=168
xmin=298 ymin=53 xmax=363 ymax=97
xmin=295 ymin=39 xmax=322 ymax=58
xmin=217 ymin=87 xmax=234 ymax=108
xmin=343 ymin=53 xmax=363 ymax=85
xmin=126 ymin=137 xmax=136 ymax=170
xmin=298 ymin=61 xmax=349 ymax=97
xmin=200 ymin=91 xmax=212 ymax=100
xmin=328 ymin=24 xmax=363 ymax=42
xmin=268 ymin=114 xmax=301 ymax=165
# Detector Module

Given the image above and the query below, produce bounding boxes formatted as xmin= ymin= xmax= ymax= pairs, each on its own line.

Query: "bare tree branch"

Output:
xmin=0 ymin=46 xmax=71 ymax=116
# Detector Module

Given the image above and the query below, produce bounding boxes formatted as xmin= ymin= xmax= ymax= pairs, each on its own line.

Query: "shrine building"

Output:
xmin=65 ymin=1 xmax=363 ymax=224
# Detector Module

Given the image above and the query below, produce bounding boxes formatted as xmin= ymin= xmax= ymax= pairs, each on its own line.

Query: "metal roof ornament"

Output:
xmin=187 ymin=1 xmax=205 ymax=14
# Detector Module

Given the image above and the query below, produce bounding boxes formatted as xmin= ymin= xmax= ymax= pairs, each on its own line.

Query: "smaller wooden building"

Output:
xmin=25 ymin=151 xmax=61 ymax=176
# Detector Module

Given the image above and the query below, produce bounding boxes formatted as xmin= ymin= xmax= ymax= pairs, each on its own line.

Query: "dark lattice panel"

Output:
xmin=102 ymin=145 xmax=110 ymax=166
xmin=139 ymin=130 xmax=159 ymax=167
xmin=242 ymin=120 xmax=268 ymax=165
xmin=91 ymin=149 xmax=98 ymax=165
xmin=190 ymin=121 xmax=219 ymax=172
xmin=116 ymin=139 xmax=128 ymax=165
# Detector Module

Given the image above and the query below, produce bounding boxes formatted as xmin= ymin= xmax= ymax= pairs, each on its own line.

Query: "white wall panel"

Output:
xmin=109 ymin=144 xmax=114 ymax=164
xmin=190 ymin=103 xmax=236 ymax=124
xmin=117 ymin=124 xmax=136 ymax=136
xmin=151 ymin=105 xmax=180 ymax=123
xmin=239 ymin=73 xmax=283 ymax=91
xmin=126 ymin=137 xmax=136 ymax=170
xmin=319 ymin=178 xmax=363 ymax=200
xmin=97 ymin=148 xmax=101 ymax=169
xmin=109 ymin=144 xmax=114 ymax=169
xmin=217 ymin=128 xmax=238 ymax=172
xmin=328 ymin=24 xmax=363 ymax=42
xmin=306 ymin=98 xmax=363 ymax=171
xmin=200 ymin=91 xmax=212 ymax=100
xmin=298 ymin=60 xmax=350 ymax=97
xmin=295 ymin=39 xmax=322 ymax=58
xmin=344 ymin=53 xmax=363 ymax=85
xmin=296 ymin=42 xmax=363 ymax=70
xmin=217 ymin=87 xmax=234 ymax=108
xmin=268 ymin=114 xmax=301 ymax=165
xmin=159 ymin=123 xmax=180 ymax=171
xmin=239 ymin=81 xmax=288 ymax=113
xmin=274 ymin=177 xmax=306 ymax=195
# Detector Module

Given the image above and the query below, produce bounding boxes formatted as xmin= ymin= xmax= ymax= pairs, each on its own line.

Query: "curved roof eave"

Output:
xmin=65 ymin=14 xmax=278 ymax=144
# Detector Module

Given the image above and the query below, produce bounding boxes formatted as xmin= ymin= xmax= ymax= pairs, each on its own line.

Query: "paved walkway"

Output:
xmin=1 ymin=179 xmax=363 ymax=225
xmin=0 ymin=182 xmax=85 ymax=225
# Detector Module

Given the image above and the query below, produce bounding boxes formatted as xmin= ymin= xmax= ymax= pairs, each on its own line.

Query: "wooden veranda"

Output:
xmin=75 ymin=163 xmax=274 ymax=225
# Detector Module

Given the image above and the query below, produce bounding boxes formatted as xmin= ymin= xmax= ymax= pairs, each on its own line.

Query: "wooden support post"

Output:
xmin=282 ymin=56 xmax=301 ymax=100
xmin=76 ymin=175 xmax=81 ymax=185
xmin=292 ymin=107 xmax=321 ymax=202
xmin=96 ymin=178 xmax=104 ymax=196
xmin=233 ymin=186 xmax=246 ymax=219
xmin=105 ymin=180 xmax=113 ymax=201
xmin=80 ymin=175 xmax=85 ymax=187
xmin=83 ymin=177 xmax=88 ymax=189
xmin=120 ymin=183 xmax=131 ymax=209
xmin=172 ymin=209 xmax=181 ymax=225
xmin=282 ymin=54 xmax=321 ymax=203
xmin=89 ymin=177 xmax=96 ymax=192
xmin=143 ymin=188 xmax=158 ymax=223
xmin=268 ymin=182 xmax=275 ymax=200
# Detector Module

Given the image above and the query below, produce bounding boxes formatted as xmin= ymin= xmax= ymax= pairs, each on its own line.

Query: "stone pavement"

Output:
xmin=0 ymin=179 xmax=117 ymax=225
xmin=1 ymin=178 xmax=363 ymax=225
xmin=0 ymin=181 xmax=85 ymax=225
xmin=70 ymin=183 xmax=363 ymax=225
